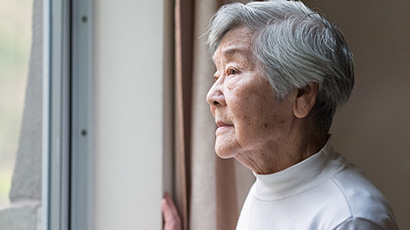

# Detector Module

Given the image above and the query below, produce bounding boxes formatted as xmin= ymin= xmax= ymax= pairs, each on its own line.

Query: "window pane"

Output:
xmin=0 ymin=0 xmax=43 ymax=229
xmin=0 ymin=0 xmax=33 ymax=208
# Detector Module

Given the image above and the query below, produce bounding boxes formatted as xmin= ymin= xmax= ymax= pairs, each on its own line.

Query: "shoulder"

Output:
xmin=329 ymin=165 xmax=398 ymax=230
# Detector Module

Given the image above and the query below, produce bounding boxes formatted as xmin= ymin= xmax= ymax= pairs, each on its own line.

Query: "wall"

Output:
xmin=304 ymin=1 xmax=410 ymax=229
xmin=94 ymin=0 xmax=173 ymax=229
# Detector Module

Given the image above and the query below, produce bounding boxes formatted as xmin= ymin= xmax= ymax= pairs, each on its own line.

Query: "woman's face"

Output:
xmin=206 ymin=27 xmax=296 ymax=160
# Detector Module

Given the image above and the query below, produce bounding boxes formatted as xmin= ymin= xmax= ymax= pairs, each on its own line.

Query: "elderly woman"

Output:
xmin=163 ymin=1 xmax=399 ymax=229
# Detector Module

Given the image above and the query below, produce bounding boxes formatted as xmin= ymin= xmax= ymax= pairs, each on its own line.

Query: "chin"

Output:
xmin=214 ymin=146 xmax=237 ymax=159
xmin=215 ymin=152 xmax=234 ymax=159
xmin=214 ymin=136 xmax=241 ymax=159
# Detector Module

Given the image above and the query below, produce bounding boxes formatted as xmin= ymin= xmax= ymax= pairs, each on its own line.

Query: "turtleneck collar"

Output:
xmin=253 ymin=137 xmax=345 ymax=201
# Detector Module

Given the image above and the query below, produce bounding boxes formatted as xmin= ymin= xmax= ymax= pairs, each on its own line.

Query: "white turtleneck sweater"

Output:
xmin=236 ymin=140 xmax=399 ymax=230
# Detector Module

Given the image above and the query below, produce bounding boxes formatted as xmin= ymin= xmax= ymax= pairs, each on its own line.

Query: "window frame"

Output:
xmin=43 ymin=0 xmax=94 ymax=229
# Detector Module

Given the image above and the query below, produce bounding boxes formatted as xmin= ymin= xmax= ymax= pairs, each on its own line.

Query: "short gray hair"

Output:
xmin=207 ymin=0 xmax=354 ymax=132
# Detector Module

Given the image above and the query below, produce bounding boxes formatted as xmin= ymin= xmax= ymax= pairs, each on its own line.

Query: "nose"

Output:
xmin=206 ymin=79 xmax=226 ymax=107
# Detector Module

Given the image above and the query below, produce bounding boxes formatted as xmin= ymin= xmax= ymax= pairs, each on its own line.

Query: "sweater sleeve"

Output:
xmin=334 ymin=217 xmax=385 ymax=230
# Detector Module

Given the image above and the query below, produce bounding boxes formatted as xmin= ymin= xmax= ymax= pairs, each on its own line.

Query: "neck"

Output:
xmin=235 ymin=121 xmax=328 ymax=175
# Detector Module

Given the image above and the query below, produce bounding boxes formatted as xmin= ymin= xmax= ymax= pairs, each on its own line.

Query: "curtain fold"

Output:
xmin=175 ymin=0 xmax=194 ymax=229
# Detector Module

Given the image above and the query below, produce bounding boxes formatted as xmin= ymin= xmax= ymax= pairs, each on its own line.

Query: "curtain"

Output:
xmin=175 ymin=0 xmax=255 ymax=230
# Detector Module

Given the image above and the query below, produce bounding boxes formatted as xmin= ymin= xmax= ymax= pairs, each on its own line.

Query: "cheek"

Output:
xmin=231 ymin=85 xmax=291 ymax=140
xmin=231 ymin=88 xmax=274 ymax=130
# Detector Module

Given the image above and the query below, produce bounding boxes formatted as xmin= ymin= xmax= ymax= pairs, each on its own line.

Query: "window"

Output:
xmin=0 ymin=0 xmax=173 ymax=229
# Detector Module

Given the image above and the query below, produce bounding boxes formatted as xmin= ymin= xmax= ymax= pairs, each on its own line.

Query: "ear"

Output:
xmin=293 ymin=82 xmax=319 ymax=119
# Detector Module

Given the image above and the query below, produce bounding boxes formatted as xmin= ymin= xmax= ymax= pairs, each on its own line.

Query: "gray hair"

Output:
xmin=207 ymin=0 xmax=354 ymax=132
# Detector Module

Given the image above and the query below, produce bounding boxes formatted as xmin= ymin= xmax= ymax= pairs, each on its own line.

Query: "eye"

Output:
xmin=227 ymin=67 xmax=239 ymax=76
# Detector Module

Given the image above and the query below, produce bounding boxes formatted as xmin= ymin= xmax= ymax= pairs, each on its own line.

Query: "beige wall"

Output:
xmin=303 ymin=1 xmax=410 ymax=229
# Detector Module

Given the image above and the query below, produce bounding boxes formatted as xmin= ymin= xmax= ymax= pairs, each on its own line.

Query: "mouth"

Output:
xmin=215 ymin=121 xmax=233 ymax=135
xmin=216 ymin=121 xmax=233 ymax=127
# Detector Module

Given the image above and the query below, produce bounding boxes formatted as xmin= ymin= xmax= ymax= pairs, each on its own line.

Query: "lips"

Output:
xmin=215 ymin=121 xmax=233 ymax=135
xmin=216 ymin=121 xmax=233 ymax=127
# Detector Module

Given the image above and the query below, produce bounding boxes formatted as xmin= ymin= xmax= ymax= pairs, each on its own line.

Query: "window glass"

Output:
xmin=0 ymin=0 xmax=43 ymax=228
xmin=0 ymin=0 xmax=33 ymax=209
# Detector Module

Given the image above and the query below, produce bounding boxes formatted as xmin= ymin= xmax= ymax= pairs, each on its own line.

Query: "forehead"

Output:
xmin=212 ymin=27 xmax=255 ymax=63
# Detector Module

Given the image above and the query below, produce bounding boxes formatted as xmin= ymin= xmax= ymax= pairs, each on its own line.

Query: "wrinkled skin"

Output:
xmin=206 ymin=27 xmax=325 ymax=174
